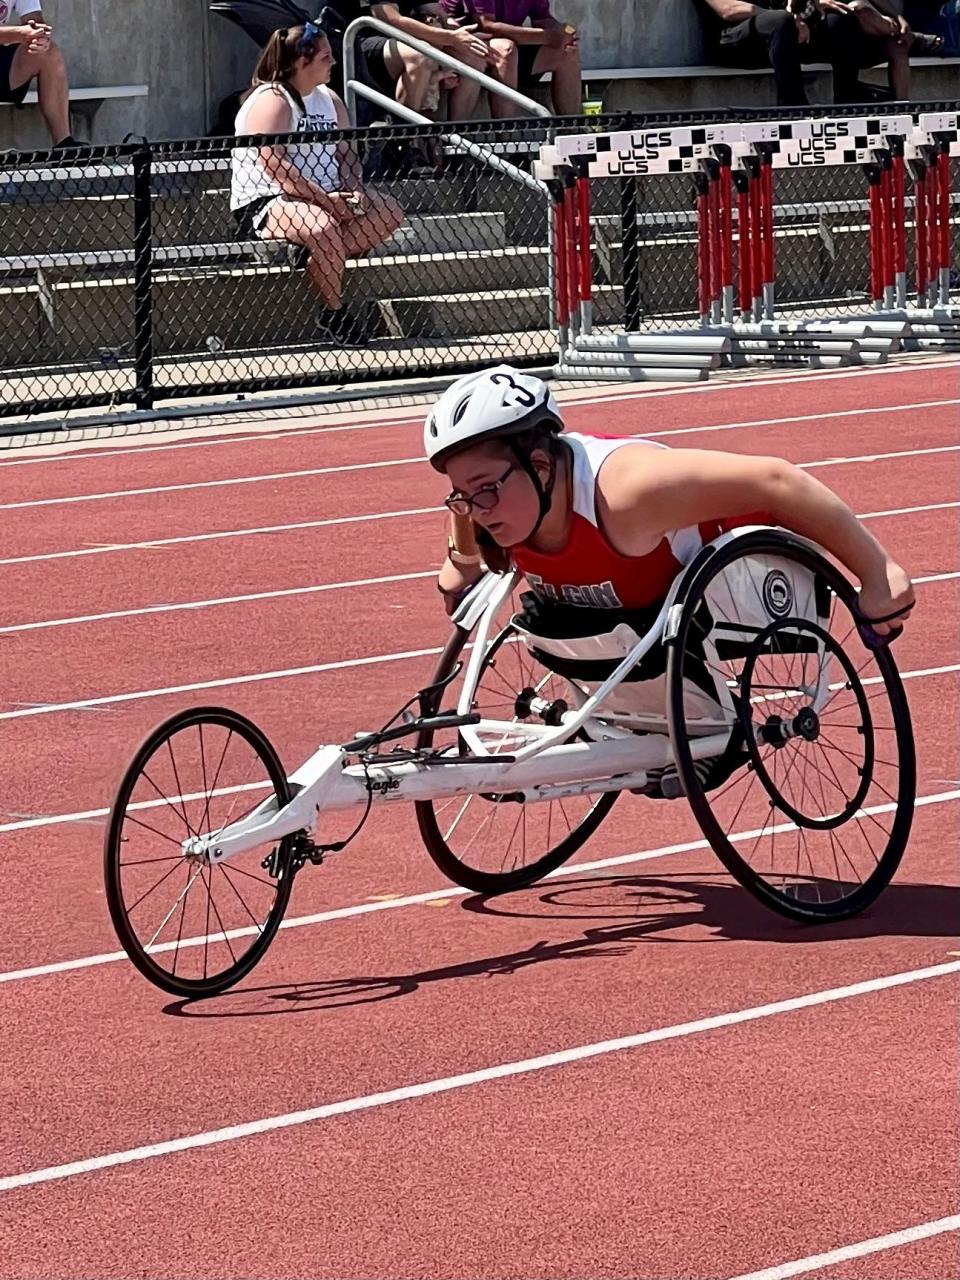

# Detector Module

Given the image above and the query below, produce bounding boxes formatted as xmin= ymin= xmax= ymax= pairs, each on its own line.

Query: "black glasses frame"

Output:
xmin=444 ymin=462 xmax=518 ymax=517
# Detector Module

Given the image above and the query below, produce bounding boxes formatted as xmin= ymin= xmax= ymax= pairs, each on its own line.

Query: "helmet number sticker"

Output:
xmin=491 ymin=371 xmax=537 ymax=409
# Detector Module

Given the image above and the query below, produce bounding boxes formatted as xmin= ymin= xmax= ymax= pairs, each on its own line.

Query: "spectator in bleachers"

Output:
xmin=0 ymin=1 xmax=77 ymax=147
xmin=368 ymin=2 xmax=490 ymax=116
xmin=441 ymin=0 xmax=582 ymax=116
xmin=697 ymin=0 xmax=942 ymax=104
xmin=231 ymin=23 xmax=404 ymax=343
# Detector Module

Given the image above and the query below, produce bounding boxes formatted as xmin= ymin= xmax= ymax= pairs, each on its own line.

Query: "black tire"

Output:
xmin=666 ymin=530 xmax=915 ymax=922
xmin=415 ymin=621 xmax=618 ymax=894
xmin=104 ymin=706 xmax=295 ymax=997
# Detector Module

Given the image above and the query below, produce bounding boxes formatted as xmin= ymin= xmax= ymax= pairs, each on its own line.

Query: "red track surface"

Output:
xmin=0 ymin=360 xmax=958 ymax=1279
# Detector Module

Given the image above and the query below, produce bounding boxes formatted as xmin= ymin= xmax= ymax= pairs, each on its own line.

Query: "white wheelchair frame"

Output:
xmin=184 ymin=527 xmax=833 ymax=869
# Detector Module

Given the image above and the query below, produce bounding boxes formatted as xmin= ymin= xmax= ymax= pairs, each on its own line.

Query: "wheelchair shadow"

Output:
xmin=163 ymin=872 xmax=960 ymax=1022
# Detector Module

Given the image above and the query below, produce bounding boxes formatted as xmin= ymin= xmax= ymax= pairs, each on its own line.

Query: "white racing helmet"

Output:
xmin=424 ymin=365 xmax=563 ymax=472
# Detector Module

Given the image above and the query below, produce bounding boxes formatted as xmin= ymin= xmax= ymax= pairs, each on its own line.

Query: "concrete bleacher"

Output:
xmin=557 ymin=56 xmax=960 ymax=113
xmin=0 ymin=85 xmax=148 ymax=152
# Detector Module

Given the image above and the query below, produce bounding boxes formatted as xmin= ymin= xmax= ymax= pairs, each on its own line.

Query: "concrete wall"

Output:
xmin=567 ymin=0 xmax=705 ymax=70
xmin=0 ymin=0 xmax=259 ymax=148
xmin=0 ymin=0 xmax=707 ymax=148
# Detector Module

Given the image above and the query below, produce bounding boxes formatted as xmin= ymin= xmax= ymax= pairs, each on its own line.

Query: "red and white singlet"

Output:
xmin=511 ymin=433 xmax=766 ymax=610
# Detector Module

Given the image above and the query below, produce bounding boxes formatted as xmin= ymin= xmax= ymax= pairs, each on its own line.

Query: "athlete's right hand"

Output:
xmin=438 ymin=555 xmax=484 ymax=616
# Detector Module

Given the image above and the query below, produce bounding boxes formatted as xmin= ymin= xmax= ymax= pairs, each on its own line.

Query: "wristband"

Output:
xmin=447 ymin=537 xmax=482 ymax=567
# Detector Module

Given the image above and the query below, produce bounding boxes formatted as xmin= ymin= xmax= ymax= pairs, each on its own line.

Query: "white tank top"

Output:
xmin=230 ymin=82 xmax=341 ymax=212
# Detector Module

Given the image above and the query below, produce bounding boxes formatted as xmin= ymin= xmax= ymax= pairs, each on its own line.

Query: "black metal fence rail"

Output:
xmin=1 ymin=102 xmax=957 ymax=423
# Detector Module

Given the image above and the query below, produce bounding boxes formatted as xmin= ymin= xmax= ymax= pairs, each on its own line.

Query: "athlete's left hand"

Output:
xmin=857 ymin=559 xmax=915 ymax=636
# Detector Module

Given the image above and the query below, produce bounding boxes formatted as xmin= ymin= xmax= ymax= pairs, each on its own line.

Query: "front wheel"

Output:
xmin=104 ymin=706 xmax=296 ymax=997
xmin=666 ymin=530 xmax=916 ymax=923
xmin=415 ymin=595 xmax=618 ymax=895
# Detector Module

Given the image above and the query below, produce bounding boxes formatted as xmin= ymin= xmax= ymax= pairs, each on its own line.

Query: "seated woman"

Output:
xmin=427 ymin=367 xmax=914 ymax=780
xmin=230 ymin=24 xmax=404 ymax=345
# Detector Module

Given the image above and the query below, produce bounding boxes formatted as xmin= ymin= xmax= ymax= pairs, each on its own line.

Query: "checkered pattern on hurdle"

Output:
xmin=536 ymin=110 xmax=959 ymax=383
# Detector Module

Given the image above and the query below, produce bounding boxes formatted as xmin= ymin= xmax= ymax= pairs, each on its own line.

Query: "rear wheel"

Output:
xmin=666 ymin=531 xmax=915 ymax=922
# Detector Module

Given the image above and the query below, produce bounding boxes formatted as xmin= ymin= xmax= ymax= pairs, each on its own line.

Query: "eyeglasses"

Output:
xmin=297 ymin=20 xmax=320 ymax=52
xmin=444 ymin=462 xmax=517 ymax=517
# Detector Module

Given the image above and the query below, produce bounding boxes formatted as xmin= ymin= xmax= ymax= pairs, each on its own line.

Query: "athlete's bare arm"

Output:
xmin=596 ymin=445 xmax=914 ymax=634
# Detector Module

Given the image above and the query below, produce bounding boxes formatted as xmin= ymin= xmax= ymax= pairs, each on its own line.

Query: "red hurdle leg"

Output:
xmin=574 ymin=160 xmax=594 ymax=333
xmin=892 ymin=144 xmax=907 ymax=309
xmin=551 ymin=184 xmax=570 ymax=347
xmin=868 ymin=168 xmax=883 ymax=310
xmin=914 ymin=165 xmax=928 ymax=305
xmin=879 ymin=154 xmax=895 ymax=310
xmin=925 ymin=161 xmax=939 ymax=306
xmin=735 ymin=168 xmax=753 ymax=322
xmin=748 ymin=158 xmax=763 ymax=320
xmin=701 ymin=170 xmax=716 ymax=327
xmin=563 ymin=174 xmax=578 ymax=335
xmin=719 ymin=159 xmax=735 ymax=326
xmin=937 ymin=144 xmax=952 ymax=306
xmin=760 ymin=150 xmax=775 ymax=320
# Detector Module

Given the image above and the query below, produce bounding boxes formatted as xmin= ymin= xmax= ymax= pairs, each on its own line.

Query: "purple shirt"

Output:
xmin=440 ymin=0 xmax=552 ymax=24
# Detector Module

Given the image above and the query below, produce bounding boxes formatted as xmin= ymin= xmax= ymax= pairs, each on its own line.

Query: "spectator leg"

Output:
xmin=341 ymin=191 xmax=405 ymax=256
xmin=882 ymin=34 xmax=912 ymax=99
xmin=446 ymin=49 xmax=486 ymax=121
xmin=530 ymin=41 xmax=582 ymax=116
xmin=8 ymin=41 xmax=71 ymax=143
xmin=486 ymin=39 xmax=520 ymax=118
xmin=717 ymin=11 xmax=808 ymax=106
xmin=384 ymin=43 xmax=437 ymax=113
xmin=260 ymin=200 xmax=346 ymax=309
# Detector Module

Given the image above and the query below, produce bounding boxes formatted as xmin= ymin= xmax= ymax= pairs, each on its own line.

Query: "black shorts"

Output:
xmin=359 ymin=33 xmax=393 ymax=95
xmin=517 ymin=44 xmax=546 ymax=87
xmin=0 ymin=45 xmax=30 ymax=106
xmin=232 ymin=194 xmax=276 ymax=237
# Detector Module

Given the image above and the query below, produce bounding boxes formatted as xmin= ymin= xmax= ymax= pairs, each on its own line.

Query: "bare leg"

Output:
xmin=10 ymin=41 xmax=70 ymax=142
xmin=884 ymin=35 xmax=912 ymax=99
xmin=486 ymin=38 xmax=519 ymax=118
xmin=531 ymin=41 xmax=582 ymax=116
xmin=446 ymin=49 xmax=486 ymax=120
xmin=384 ymin=43 xmax=436 ymax=113
xmin=260 ymin=199 xmax=346 ymax=308
xmin=340 ymin=190 xmax=405 ymax=257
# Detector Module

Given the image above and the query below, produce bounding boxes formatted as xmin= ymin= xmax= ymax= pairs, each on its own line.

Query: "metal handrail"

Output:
xmin=345 ymin=81 xmax=548 ymax=196
xmin=341 ymin=13 xmax=551 ymax=125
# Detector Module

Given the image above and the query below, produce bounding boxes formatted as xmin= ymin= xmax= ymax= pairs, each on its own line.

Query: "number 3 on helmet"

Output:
xmin=424 ymin=365 xmax=564 ymax=472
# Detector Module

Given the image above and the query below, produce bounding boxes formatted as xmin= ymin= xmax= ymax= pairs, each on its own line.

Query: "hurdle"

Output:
xmin=864 ymin=110 xmax=960 ymax=347
xmin=539 ymin=109 xmax=958 ymax=380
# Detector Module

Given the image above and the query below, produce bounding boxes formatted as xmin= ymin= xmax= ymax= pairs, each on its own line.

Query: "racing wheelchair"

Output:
xmin=103 ymin=526 xmax=915 ymax=997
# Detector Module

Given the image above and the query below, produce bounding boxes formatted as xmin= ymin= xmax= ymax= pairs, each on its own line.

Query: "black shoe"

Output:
xmin=52 ymin=134 xmax=82 ymax=150
xmin=315 ymin=304 xmax=379 ymax=348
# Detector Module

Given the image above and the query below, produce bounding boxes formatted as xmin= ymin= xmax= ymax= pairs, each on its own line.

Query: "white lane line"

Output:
xmin=2 ymin=501 xmax=953 ymax=636
xmin=1 ymin=957 xmax=958 ymax=1196
xmin=0 ymin=455 xmax=423 ymax=512
xmin=1 ymin=359 xmax=955 ymax=470
xmin=0 ymin=433 xmax=958 ymax=516
xmin=0 ymin=506 xmax=444 ymax=568
xmin=727 ymin=1216 xmax=960 ymax=1280
xmin=1 ymin=786 xmax=958 ymax=986
xmin=0 ymin=477 xmax=956 ymax=574
xmin=0 ymin=581 xmax=956 ymax=725
xmin=0 ymin=571 xmax=436 ymax=636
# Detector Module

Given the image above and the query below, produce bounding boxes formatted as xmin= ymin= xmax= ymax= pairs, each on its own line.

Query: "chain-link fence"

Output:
xmin=1 ymin=103 xmax=956 ymax=421
xmin=0 ymin=115 xmax=631 ymax=420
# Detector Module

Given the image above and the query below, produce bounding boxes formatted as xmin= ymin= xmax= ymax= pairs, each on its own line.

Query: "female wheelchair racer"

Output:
xmin=103 ymin=366 xmax=918 ymax=998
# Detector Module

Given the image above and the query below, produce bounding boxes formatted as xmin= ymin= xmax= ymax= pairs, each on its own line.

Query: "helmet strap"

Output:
xmin=510 ymin=439 xmax=557 ymax=542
